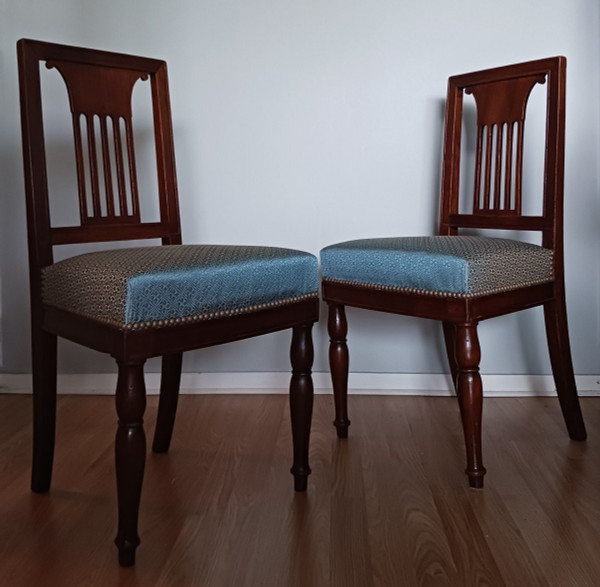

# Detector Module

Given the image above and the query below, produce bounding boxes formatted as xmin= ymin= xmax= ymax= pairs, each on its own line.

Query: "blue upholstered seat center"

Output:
xmin=43 ymin=245 xmax=319 ymax=329
xmin=320 ymin=236 xmax=553 ymax=297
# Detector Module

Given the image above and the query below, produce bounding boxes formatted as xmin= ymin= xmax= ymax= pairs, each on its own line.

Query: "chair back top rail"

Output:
xmin=18 ymin=39 xmax=182 ymax=272
xmin=439 ymin=56 xmax=565 ymax=252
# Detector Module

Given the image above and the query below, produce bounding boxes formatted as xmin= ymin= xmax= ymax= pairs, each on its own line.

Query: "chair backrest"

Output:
xmin=17 ymin=39 xmax=182 ymax=277
xmin=439 ymin=57 xmax=565 ymax=255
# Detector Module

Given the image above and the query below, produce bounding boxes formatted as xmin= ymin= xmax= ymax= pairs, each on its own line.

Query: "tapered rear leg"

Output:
xmin=289 ymin=323 xmax=314 ymax=492
xmin=114 ymin=359 xmax=147 ymax=567
xmin=327 ymin=303 xmax=350 ymax=438
xmin=442 ymin=321 xmax=458 ymax=392
xmin=31 ymin=328 xmax=58 ymax=493
xmin=455 ymin=323 xmax=486 ymax=489
xmin=152 ymin=353 xmax=183 ymax=453
xmin=543 ymin=297 xmax=586 ymax=440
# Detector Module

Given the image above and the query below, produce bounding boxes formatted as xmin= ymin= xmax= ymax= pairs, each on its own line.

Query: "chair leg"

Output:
xmin=114 ymin=359 xmax=147 ymax=567
xmin=455 ymin=322 xmax=486 ymax=489
xmin=442 ymin=321 xmax=458 ymax=392
xmin=152 ymin=353 xmax=183 ymax=453
xmin=31 ymin=328 xmax=57 ymax=494
xmin=543 ymin=297 xmax=586 ymax=441
xmin=327 ymin=302 xmax=350 ymax=438
xmin=289 ymin=322 xmax=314 ymax=492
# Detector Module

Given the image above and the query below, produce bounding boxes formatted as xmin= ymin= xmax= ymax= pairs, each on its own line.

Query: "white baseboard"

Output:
xmin=0 ymin=372 xmax=599 ymax=396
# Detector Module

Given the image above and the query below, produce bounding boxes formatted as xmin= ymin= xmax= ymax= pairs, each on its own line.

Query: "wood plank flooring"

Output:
xmin=0 ymin=393 xmax=599 ymax=586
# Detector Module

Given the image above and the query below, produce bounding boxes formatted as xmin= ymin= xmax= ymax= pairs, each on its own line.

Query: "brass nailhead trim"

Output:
xmin=322 ymin=278 xmax=553 ymax=299
xmin=47 ymin=292 xmax=319 ymax=331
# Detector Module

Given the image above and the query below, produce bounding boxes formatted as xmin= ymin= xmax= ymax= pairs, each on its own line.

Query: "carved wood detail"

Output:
xmin=47 ymin=60 xmax=147 ymax=226
xmin=466 ymin=74 xmax=546 ymax=215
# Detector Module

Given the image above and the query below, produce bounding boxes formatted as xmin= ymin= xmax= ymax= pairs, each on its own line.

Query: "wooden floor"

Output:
xmin=0 ymin=393 xmax=599 ymax=586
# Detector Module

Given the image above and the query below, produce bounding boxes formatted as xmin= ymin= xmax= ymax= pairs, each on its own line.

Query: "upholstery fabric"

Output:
xmin=320 ymin=236 xmax=553 ymax=298
xmin=43 ymin=245 xmax=319 ymax=329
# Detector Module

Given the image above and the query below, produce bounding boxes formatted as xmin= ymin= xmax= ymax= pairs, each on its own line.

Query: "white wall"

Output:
xmin=1 ymin=0 xmax=598 ymax=377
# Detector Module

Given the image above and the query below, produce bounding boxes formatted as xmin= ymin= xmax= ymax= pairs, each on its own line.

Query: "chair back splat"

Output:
xmin=440 ymin=58 xmax=564 ymax=246
xmin=18 ymin=39 xmax=318 ymax=567
xmin=18 ymin=40 xmax=181 ymax=271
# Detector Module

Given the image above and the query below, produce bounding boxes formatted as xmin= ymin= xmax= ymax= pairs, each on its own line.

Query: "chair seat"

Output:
xmin=320 ymin=236 xmax=553 ymax=298
xmin=43 ymin=245 xmax=319 ymax=330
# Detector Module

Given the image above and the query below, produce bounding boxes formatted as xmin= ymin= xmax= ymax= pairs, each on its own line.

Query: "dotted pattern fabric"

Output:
xmin=320 ymin=236 xmax=553 ymax=298
xmin=42 ymin=245 xmax=319 ymax=330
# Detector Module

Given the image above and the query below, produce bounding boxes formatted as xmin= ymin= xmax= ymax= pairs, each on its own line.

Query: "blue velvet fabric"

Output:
xmin=320 ymin=236 xmax=553 ymax=296
xmin=125 ymin=249 xmax=318 ymax=324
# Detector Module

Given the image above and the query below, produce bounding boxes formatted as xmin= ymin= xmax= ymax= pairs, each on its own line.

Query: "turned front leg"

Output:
xmin=327 ymin=303 xmax=350 ymax=438
xmin=114 ymin=359 xmax=147 ymax=566
xmin=289 ymin=323 xmax=314 ymax=492
xmin=454 ymin=323 xmax=486 ymax=488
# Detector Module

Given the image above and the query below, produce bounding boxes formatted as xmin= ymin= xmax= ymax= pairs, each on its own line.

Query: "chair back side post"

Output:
xmin=541 ymin=57 xmax=566 ymax=273
xmin=150 ymin=64 xmax=182 ymax=247
xmin=439 ymin=78 xmax=463 ymax=237
xmin=438 ymin=57 xmax=566 ymax=278
xmin=18 ymin=40 xmax=54 ymax=294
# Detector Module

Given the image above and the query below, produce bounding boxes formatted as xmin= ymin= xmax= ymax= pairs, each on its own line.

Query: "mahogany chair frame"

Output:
xmin=18 ymin=39 xmax=318 ymax=566
xmin=323 ymin=57 xmax=586 ymax=488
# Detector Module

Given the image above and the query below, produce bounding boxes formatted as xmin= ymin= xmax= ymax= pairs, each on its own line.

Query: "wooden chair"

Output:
xmin=320 ymin=57 xmax=586 ymax=488
xmin=17 ymin=39 xmax=319 ymax=566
